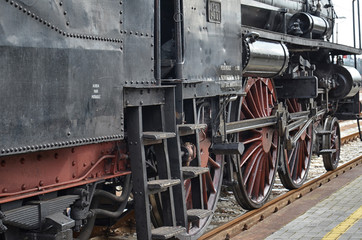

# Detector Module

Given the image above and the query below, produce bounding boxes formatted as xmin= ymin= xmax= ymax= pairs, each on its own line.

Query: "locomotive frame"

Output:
xmin=0 ymin=0 xmax=362 ymax=239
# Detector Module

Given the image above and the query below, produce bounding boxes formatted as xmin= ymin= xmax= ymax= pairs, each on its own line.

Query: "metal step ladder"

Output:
xmin=126 ymin=89 xmax=216 ymax=239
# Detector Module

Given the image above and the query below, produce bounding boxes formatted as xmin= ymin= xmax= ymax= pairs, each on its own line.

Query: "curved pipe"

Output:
xmin=91 ymin=174 xmax=132 ymax=218
xmin=77 ymin=174 xmax=132 ymax=240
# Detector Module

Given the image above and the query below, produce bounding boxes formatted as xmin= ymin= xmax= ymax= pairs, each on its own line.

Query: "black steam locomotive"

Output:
xmin=0 ymin=0 xmax=361 ymax=239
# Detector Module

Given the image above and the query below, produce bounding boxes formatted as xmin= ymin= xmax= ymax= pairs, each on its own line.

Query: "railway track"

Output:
xmin=199 ymin=124 xmax=362 ymax=240
xmin=89 ymin=123 xmax=362 ymax=240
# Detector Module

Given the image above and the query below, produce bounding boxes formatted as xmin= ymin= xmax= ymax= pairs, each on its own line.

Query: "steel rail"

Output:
xmin=199 ymin=154 xmax=362 ymax=240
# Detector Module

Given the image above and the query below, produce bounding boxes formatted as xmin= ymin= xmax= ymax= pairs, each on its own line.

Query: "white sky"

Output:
xmin=333 ymin=0 xmax=361 ymax=47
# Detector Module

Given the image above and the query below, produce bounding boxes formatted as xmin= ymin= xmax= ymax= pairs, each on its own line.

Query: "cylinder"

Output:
xmin=242 ymin=39 xmax=289 ymax=78
xmin=288 ymin=12 xmax=330 ymax=37
xmin=329 ymin=65 xmax=362 ymax=99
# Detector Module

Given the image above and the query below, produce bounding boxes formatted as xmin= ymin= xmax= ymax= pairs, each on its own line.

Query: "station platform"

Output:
xmin=231 ymin=164 xmax=362 ymax=240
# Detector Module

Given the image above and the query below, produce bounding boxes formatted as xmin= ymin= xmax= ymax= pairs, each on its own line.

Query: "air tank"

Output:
xmin=329 ymin=65 xmax=362 ymax=99
xmin=288 ymin=12 xmax=331 ymax=37
xmin=242 ymin=37 xmax=289 ymax=78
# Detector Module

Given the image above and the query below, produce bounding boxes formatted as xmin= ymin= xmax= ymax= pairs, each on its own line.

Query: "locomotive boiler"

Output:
xmin=0 ymin=0 xmax=361 ymax=240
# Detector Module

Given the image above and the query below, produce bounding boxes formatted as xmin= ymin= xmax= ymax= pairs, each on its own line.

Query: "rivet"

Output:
xmin=14 ymin=2 xmax=18 ymax=7
xmin=66 ymin=21 xmax=70 ymax=26
xmin=1 ymin=160 xmax=5 ymax=167
xmin=39 ymin=181 xmax=44 ymax=186
xmin=2 ymin=188 xmax=8 ymax=193
xmin=64 ymin=11 xmax=67 ymax=15
xmin=54 ymin=153 xmax=58 ymax=159
xmin=20 ymin=158 xmax=25 ymax=164
xmin=83 ymin=163 xmax=87 ymax=167
xmin=59 ymin=2 xmax=63 ymax=6
xmin=55 ymin=177 xmax=59 ymax=183
xmin=120 ymin=11 xmax=123 ymax=14
xmin=72 ymin=173 xmax=76 ymax=178
xmin=21 ymin=184 xmax=26 ymax=190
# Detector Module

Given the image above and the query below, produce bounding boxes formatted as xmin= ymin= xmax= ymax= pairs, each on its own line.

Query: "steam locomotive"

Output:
xmin=0 ymin=0 xmax=361 ymax=239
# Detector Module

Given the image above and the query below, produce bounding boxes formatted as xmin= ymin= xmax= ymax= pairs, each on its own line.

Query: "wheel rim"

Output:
xmin=323 ymin=117 xmax=340 ymax=170
xmin=279 ymin=99 xmax=313 ymax=189
xmin=233 ymin=78 xmax=279 ymax=209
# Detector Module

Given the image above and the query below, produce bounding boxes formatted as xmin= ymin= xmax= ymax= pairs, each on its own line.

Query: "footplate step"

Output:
xmin=187 ymin=209 xmax=213 ymax=222
xmin=182 ymin=166 xmax=209 ymax=179
xmin=151 ymin=226 xmax=186 ymax=240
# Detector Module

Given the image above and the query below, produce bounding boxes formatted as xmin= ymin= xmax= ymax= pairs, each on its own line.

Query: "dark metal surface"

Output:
xmin=0 ymin=0 xmax=154 ymax=156
xmin=181 ymin=0 xmax=242 ymax=82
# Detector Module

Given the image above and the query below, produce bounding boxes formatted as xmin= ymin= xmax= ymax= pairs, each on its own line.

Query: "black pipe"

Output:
xmin=77 ymin=175 xmax=132 ymax=240
xmin=358 ymin=0 xmax=361 ymax=49
xmin=174 ymin=0 xmax=183 ymax=79
xmin=155 ymin=0 xmax=161 ymax=84
xmin=353 ymin=0 xmax=357 ymax=68
xmin=90 ymin=174 xmax=132 ymax=218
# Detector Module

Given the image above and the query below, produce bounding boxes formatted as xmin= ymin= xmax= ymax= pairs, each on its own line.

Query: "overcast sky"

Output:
xmin=333 ymin=0 xmax=361 ymax=47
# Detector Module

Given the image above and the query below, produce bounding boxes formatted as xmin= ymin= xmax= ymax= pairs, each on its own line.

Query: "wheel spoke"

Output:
xmin=208 ymin=156 xmax=220 ymax=169
xmin=243 ymin=148 xmax=263 ymax=183
xmin=205 ymin=172 xmax=216 ymax=194
xmin=240 ymin=142 xmax=263 ymax=167
xmin=242 ymin=101 xmax=256 ymax=119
